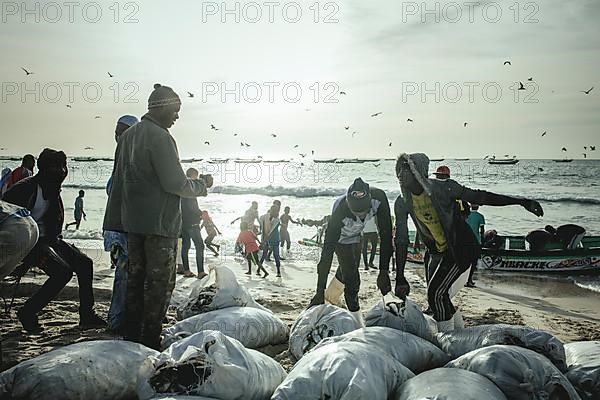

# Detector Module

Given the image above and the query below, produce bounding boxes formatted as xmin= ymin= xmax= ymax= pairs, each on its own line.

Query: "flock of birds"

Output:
xmin=15 ymin=63 xmax=596 ymax=160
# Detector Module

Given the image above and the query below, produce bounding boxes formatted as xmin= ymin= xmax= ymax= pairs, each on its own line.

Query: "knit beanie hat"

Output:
xmin=147 ymin=83 xmax=181 ymax=109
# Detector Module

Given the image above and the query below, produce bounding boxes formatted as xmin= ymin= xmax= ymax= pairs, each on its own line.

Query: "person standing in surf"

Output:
xmin=279 ymin=206 xmax=302 ymax=258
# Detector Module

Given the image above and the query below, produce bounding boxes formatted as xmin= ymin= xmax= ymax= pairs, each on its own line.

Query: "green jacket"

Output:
xmin=103 ymin=114 xmax=208 ymax=238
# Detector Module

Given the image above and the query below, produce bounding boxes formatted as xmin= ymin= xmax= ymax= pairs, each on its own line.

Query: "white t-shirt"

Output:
xmin=30 ymin=185 xmax=49 ymax=237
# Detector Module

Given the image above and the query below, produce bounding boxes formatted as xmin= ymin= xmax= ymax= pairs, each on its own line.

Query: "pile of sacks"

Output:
xmin=2 ymin=268 xmax=599 ymax=399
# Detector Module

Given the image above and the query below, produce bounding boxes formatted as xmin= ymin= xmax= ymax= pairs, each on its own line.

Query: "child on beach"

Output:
xmin=237 ymin=221 xmax=268 ymax=277
xmin=65 ymin=190 xmax=86 ymax=230
xmin=201 ymin=210 xmax=221 ymax=256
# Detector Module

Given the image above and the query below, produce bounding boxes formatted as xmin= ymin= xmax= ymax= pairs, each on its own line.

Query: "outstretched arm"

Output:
xmin=457 ymin=183 xmax=543 ymax=216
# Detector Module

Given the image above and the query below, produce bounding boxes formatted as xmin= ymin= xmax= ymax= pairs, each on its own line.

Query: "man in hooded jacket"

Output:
xmin=391 ymin=153 xmax=543 ymax=331
xmin=308 ymin=177 xmax=393 ymax=325
xmin=3 ymin=148 xmax=106 ymax=333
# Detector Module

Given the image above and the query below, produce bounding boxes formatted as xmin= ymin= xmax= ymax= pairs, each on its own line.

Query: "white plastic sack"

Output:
xmin=448 ymin=268 xmax=470 ymax=298
xmin=162 ymin=307 xmax=288 ymax=350
xmin=395 ymin=368 xmax=507 ymax=400
xmin=177 ymin=265 xmax=268 ymax=320
xmin=139 ymin=331 xmax=286 ymax=400
xmin=0 ymin=340 xmax=158 ymax=400
xmin=313 ymin=326 xmax=449 ymax=374
xmin=565 ymin=341 xmax=600 ymax=399
xmin=272 ymin=341 xmax=414 ymax=400
xmin=289 ymin=304 xmax=360 ymax=360
xmin=365 ymin=294 xmax=436 ymax=343
xmin=446 ymin=345 xmax=581 ymax=400
xmin=436 ymin=324 xmax=567 ymax=371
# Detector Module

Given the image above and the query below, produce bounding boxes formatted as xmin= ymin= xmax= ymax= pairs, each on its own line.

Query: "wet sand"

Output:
xmin=2 ymin=249 xmax=600 ymax=373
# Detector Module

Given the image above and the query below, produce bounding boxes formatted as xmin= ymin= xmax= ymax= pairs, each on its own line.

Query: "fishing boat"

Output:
xmin=356 ymin=158 xmax=381 ymax=163
xmin=335 ymin=158 xmax=365 ymax=164
xmin=181 ymin=157 xmax=203 ymax=163
xmin=234 ymin=158 xmax=262 ymax=164
xmin=480 ymin=236 xmax=600 ymax=274
xmin=72 ymin=156 xmax=98 ymax=162
xmin=552 ymin=159 xmax=573 ymax=163
xmin=454 ymin=158 xmax=470 ymax=161
xmin=430 ymin=158 xmax=445 ymax=162
xmin=313 ymin=158 xmax=337 ymax=163
xmin=488 ymin=158 xmax=519 ymax=165
xmin=207 ymin=158 xmax=229 ymax=164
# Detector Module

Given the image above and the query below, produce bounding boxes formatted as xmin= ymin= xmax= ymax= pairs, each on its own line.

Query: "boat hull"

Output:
xmin=480 ymin=248 xmax=600 ymax=274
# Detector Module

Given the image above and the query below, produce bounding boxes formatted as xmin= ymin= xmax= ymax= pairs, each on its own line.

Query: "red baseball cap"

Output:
xmin=434 ymin=165 xmax=451 ymax=176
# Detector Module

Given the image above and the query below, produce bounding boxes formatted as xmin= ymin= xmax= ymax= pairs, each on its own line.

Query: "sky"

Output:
xmin=0 ymin=0 xmax=598 ymax=159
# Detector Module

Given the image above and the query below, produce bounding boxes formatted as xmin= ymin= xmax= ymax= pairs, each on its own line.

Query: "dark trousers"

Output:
xmin=246 ymin=251 xmax=267 ymax=274
xmin=331 ymin=243 xmax=362 ymax=312
xmin=260 ymin=242 xmax=281 ymax=274
xmin=361 ymin=232 xmax=378 ymax=267
xmin=181 ymin=225 xmax=205 ymax=274
xmin=125 ymin=234 xmax=177 ymax=350
xmin=426 ymin=250 xmax=465 ymax=322
xmin=21 ymin=238 xmax=95 ymax=317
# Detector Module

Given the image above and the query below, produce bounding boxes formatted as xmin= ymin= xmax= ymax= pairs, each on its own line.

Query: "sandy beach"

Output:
xmin=2 ymin=246 xmax=600 ymax=374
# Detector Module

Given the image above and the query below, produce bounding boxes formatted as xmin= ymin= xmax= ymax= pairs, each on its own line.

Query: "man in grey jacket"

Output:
xmin=103 ymin=83 xmax=213 ymax=349
xmin=390 ymin=153 xmax=543 ymax=332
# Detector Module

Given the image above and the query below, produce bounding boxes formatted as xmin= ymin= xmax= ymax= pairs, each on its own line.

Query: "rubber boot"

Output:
xmin=437 ymin=317 xmax=455 ymax=333
xmin=324 ymin=277 xmax=345 ymax=306
xmin=350 ymin=310 xmax=365 ymax=328
xmin=453 ymin=310 xmax=464 ymax=330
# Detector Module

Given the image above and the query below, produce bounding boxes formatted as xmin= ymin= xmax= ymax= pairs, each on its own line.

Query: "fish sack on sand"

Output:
xmin=313 ymin=326 xmax=450 ymax=374
xmin=395 ymin=368 xmax=507 ymax=400
xmin=565 ymin=341 xmax=600 ymax=399
xmin=435 ymin=324 xmax=567 ymax=371
xmin=0 ymin=340 xmax=158 ymax=400
xmin=446 ymin=345 xmax=581 ymax=400
xmin=176 ymin=265 xmax=268 ymax=320
xmin=289 ymin=304 xmax=360 ymax=360
xmin=162 ymin=307 xmax=288 ymax=350
xmin=138 ymin=331 xmax=286 ymax=400
xmin=365 ymin=294 xmax=437 ymax=343
xmin=272 ymin=341 xmax=414 ymax=400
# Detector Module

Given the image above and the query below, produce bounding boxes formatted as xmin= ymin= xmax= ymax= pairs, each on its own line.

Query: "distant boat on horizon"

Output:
xmin=488 ymin=158 xmax=520 ymax=165
xmin=313 ymin=158 xmax=337 ymax=163
xmin=430 ymin=158 xmax=445 ymax=162
xmin=454 ymin=158 xmax=470 ymax=161
xmin=552 ymin=159 xmax=573 ymax=163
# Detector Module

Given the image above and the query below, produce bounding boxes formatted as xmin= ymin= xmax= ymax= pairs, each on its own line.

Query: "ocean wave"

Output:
xmin=535 ymin=196 xmax=600 ymax=205
xmin=210 ymin=185 xmax=350 ymax=198
xmin=62 ymin=229 xmax=104 ymax=241
xmin=63 ymin=183 xmax=107 ymax=190
xmin=572 ymin=278 xmax=600 ymax=294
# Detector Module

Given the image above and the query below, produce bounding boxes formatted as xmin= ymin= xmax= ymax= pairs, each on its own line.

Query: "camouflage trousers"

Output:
xmin=124 ymin=233 xmax=177 ymax=350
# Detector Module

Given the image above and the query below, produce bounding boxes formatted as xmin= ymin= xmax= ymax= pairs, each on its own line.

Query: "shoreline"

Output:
xmin=2 ymin=249 xmax=600 ymax=372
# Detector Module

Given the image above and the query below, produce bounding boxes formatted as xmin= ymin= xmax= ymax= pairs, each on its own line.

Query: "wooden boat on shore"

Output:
xmin=481 ymin=236 xmax=600 ymax=274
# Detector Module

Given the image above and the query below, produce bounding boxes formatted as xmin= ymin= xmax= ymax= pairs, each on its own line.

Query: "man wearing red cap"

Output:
xmin=434 ymin=165 xmax=451 ymax=180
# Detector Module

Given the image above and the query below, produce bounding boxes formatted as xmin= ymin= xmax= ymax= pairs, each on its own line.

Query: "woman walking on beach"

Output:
xmin=201 ymin=210 xmax=221 ymax=256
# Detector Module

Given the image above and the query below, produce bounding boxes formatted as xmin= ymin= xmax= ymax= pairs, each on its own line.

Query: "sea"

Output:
xmin=2 ymin=157 xmax=599 ymax=293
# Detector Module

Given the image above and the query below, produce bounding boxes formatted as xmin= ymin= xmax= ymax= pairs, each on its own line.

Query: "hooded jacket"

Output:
xmin=103 ymin=114 xmax=208 ymax=238
xmin=395 ymin=153 xmax=526 ymax=268
xmin=316 ymin=187 xmax=393 ymax=291
xmin=2 ymin=176 xmax=64 ymax=240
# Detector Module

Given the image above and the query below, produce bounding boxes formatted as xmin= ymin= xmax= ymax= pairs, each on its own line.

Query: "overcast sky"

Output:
xmin=1 ymin=0 xmax=598 ymax=159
